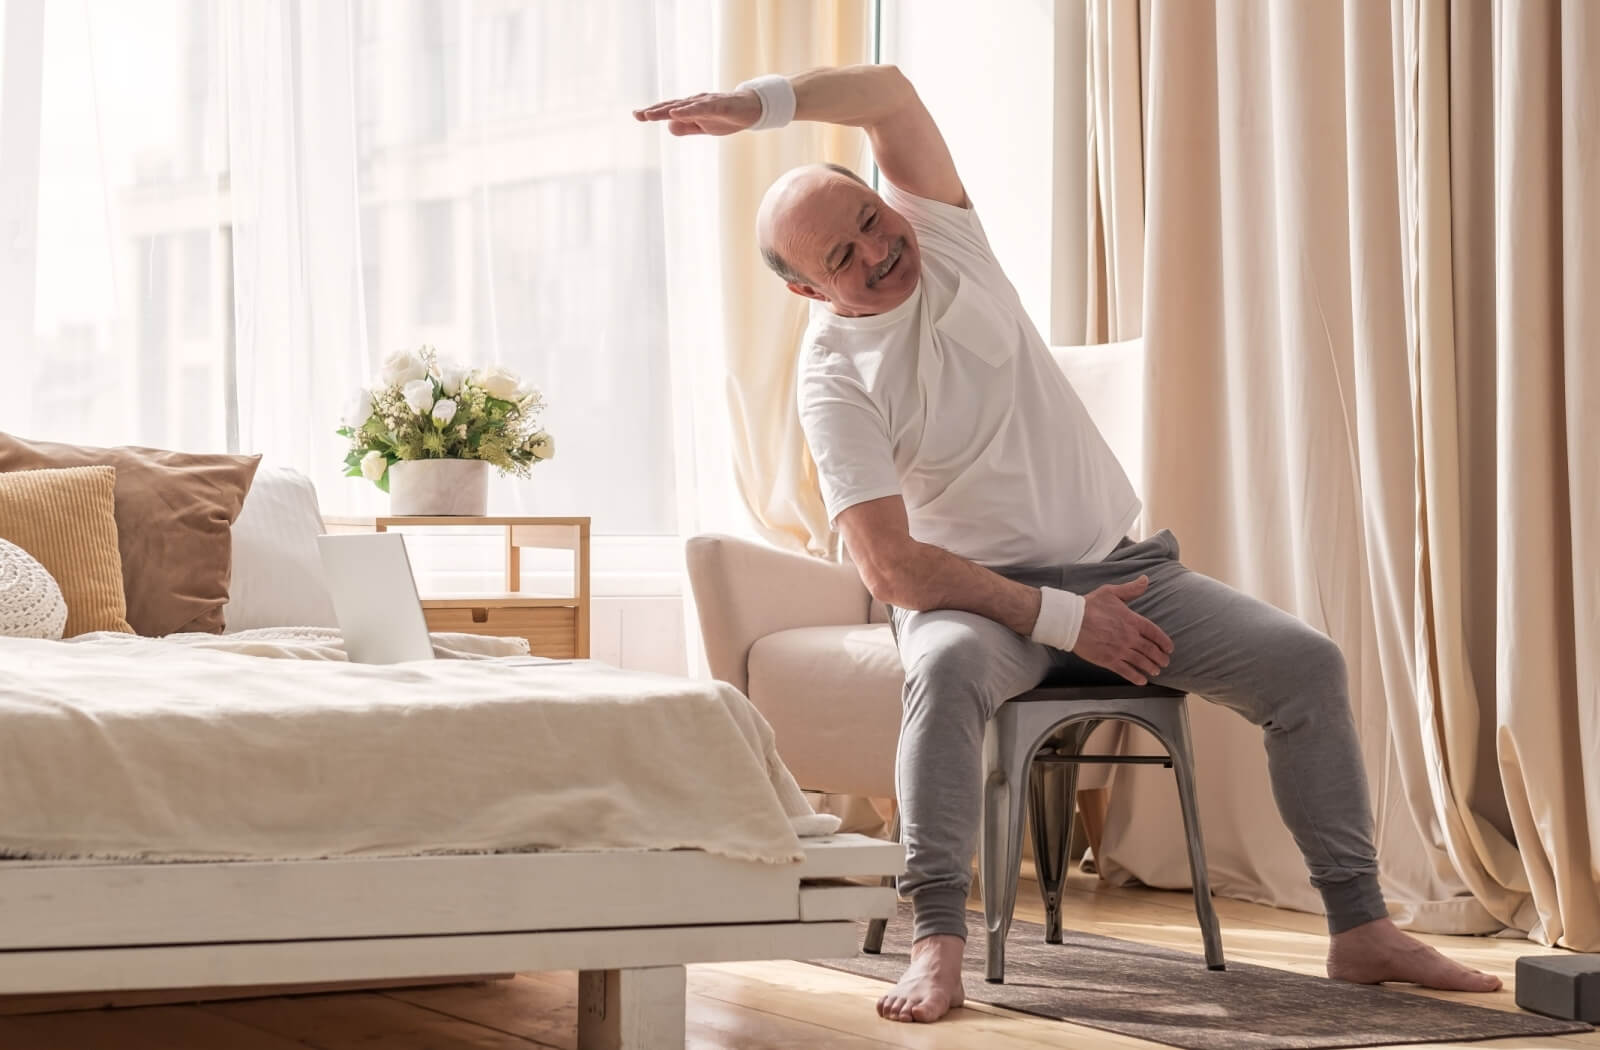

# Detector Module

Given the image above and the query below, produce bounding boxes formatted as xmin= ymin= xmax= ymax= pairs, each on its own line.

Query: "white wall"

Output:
xmin=879 ymin=0 xmax=1058 ymax=335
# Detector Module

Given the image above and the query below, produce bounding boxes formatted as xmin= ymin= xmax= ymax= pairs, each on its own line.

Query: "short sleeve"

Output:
xmin=879 ymin=180 xmax=997 ymax=262
xmin=797 ymin=365 xmax=902 ymax=527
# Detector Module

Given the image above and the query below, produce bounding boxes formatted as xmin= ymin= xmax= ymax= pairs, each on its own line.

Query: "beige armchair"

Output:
xmin=685 ymin=535 xmax=903 ymax=800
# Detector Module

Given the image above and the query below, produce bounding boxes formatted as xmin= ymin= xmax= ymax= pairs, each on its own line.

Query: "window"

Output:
xmin=13 ymin=0 xmax=678 ymax=536
xmin=18 ymin=0 xmax=227 ymax=451
xmin=181 ymin=230 xmax=211 ymax=339
xmin=348 ymin=0 xmax=674 ymax=533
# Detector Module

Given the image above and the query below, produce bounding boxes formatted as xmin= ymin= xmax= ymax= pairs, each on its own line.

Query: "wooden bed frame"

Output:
xmin=0 ymin=833 xmax=901 ymax=1049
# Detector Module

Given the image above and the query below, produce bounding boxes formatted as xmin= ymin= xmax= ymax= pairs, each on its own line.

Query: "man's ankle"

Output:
xmin=1319 ymin=872 xmax=1389 ymax=935
xmin=909 ymin=886 xmax=970 ymax=943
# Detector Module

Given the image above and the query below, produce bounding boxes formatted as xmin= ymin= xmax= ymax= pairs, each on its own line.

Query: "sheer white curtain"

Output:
xmin=3 ymin=0 xmax=230 ymax=453
xmin=225 ymin=0 xmax=699 ymax=535
xmin=225 ymin=0 xmax=368 ymax=507
xmin=4 ymin=0 xmax=731 ymax=551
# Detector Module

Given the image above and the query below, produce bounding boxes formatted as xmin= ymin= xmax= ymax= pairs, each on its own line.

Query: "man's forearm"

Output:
xmin=875 ymin=540 xmax=1043 ymax=637
xmin=786 ymin=64 xmax=912 ymax=130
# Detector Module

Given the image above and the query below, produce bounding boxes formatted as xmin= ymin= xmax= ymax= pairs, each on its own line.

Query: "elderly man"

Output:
xmin=635 ymin=63 xmax=1499 ymax=1024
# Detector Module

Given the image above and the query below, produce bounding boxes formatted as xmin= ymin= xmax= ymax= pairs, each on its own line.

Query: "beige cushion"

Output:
xmin=748 ymin=623 xmax=904 ymax=798
xmin=0 ymin=466 xmax=134 ymax=637
xmin=0 ymin=434 xmax=260 ymax=636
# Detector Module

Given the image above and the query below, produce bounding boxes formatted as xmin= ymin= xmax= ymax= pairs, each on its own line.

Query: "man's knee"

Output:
xmin=1261 ymin=628 xmax=1349 ymax=730
xmin=1295 ymin=630 xmax=1349 ymax=694
xmin=902 ymin=626 xmax=1008 ymax=716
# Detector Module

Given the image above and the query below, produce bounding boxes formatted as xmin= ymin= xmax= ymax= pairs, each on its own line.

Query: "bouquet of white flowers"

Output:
xmin=338 ymin=346 xmax=554 ymax=492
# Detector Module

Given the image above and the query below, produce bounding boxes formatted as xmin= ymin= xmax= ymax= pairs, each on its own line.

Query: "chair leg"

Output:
xmin=981 ymin=712 xmax=1035 ymax=984
xmin=862 ymin=804 xmax=900 ymax=955
xmin=1028 ymin=728 xmax=1083 ymax=944
xmin=1152 ymin=703 xmax=1226 ymax=971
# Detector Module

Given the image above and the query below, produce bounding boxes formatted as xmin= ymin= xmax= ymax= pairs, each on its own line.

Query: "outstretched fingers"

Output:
xmin=633 ymin=92 xmax=707 ymax=121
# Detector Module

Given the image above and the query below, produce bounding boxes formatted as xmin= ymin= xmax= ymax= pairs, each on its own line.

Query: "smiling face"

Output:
xmin=757 ymin=165 xmax=921 ymax=317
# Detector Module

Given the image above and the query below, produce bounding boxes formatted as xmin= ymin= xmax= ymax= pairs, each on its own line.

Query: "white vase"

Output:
xmin=387 ymin=459 xmax=490 ymax=516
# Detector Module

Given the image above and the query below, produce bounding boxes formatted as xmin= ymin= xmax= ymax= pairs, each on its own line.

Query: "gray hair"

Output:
xmin=762 ymin=163 xmax=870 ymax=285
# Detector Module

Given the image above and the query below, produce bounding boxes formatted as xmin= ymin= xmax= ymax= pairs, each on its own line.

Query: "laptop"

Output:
xmin=316 ymin=532 xmax=435 ymax=664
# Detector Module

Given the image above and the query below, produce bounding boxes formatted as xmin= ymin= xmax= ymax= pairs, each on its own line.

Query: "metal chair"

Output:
xmin=863 ymin=682 xmax=1226 ymax=982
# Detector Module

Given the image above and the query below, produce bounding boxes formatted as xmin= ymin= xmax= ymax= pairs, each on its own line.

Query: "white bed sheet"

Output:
xmin=0 ymin=629 xmax=839 ymax=864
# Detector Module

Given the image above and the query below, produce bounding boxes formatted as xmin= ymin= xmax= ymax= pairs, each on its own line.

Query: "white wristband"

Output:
xmin=1029 ymin=587 xmax=1087 ymax=652
xmin=736 ymin=74 xmax=796 ymax=131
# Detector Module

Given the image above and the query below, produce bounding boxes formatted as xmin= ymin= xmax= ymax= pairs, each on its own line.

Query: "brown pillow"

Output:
xmin=0 ymin=434 xmax=260 ymax=636
xmin=0 ymin=466 xmax=134 ymax=637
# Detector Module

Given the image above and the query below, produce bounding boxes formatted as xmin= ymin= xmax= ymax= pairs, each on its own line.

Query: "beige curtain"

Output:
xmin=1410 ymin=0 xmax=1600 ymax=948
xmin=713 ymin=1 xmax=872 ymax=557
xmin=1100 ymin=0 xmax=1600 ymax=947
xmin=1055 ymin=0 xmax=1148 ymax=346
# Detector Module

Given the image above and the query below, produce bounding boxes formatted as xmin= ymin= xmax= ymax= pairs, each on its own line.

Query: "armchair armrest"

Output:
xmin=685 ymin=533 xmax=872 ymax=694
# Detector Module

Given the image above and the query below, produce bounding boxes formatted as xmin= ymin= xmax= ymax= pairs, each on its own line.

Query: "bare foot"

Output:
xmin=1327 ymin=917 xmax=1502 ymax=992
xmin=877 ymin=933 xmax=966 ymax=1023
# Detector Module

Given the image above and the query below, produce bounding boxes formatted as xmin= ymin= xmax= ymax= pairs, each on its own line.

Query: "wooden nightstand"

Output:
xmin=323 ymin=515 xmax=590 ymax=659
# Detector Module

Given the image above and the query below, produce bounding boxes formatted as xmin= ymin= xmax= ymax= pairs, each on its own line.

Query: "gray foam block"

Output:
xmin=1516 ymin=953 xmax=1600 ymax=1023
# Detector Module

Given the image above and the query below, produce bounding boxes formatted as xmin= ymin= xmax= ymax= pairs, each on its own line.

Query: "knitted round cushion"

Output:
xmin=0 ymin=538 xmax=68 ymax=639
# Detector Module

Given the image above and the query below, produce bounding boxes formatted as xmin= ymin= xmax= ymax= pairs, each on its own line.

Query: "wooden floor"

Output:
xmin=2 ymin=868 xmax=1592 ymax=1050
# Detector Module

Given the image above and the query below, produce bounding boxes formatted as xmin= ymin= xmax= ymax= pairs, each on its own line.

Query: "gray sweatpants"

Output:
xmin=887 ymin=529 xmax=1388 ymax=943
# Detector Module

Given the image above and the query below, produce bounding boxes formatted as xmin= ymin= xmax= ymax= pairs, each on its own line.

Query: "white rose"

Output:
xmin=431 ymin=398 xmax=458 ymax=427
xmin=379 ymin=349 xmax=430 ymax=386
xmin=475 ymin=364 xmax=523 ymax=401
xmin=343 ymin=387 xmax=375 ymax=427
xmin=360 ymin=450 xmax=388 ymax=481
xmin=439 ymin=363 xmax=468 ymax=397
xmin=530 ymin=433 xmax=555 ymax=460
xmin=402 ymin=378 xmax=436 ymax=415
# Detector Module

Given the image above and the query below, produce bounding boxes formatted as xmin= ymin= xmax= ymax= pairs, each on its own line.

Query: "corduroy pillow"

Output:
xmin=0 ymin=434 xmax=260 ymax=636
xmin=0 ymin=466 xmax=134 ymax=637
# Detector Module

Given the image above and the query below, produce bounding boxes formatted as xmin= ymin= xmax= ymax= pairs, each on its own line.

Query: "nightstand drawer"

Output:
xmin=423 ymin=605 xmax=578 ymax=659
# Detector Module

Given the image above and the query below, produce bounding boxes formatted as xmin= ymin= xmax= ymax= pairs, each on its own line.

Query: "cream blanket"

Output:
xmin=0 ymin=629 xmax=838 ymax=863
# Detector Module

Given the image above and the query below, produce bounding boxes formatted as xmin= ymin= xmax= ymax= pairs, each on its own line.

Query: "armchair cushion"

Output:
xmin=747 ymin=624 xmax=903 ymax=799
xmin=686 ymin=533 xmax=871 ymax=694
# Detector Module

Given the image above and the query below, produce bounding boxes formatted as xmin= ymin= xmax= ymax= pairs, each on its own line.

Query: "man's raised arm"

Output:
xmin=633 ymin=64 xmax=966 ymax=208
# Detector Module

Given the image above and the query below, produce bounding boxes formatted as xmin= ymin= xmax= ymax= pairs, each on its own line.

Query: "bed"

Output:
xmin=0 ymin=467 xmax=901 ymax=1050
xmin=0 ymin=837 xmax=899 ymax=1050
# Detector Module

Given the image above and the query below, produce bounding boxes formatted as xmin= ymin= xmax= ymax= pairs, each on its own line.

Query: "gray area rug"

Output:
xmin=816 ymin=903 xmax=1591 ymax=1049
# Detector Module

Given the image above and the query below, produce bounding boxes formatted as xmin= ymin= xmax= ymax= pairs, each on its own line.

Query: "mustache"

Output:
xmin=866 ymin=237 xmax=907 ymax=288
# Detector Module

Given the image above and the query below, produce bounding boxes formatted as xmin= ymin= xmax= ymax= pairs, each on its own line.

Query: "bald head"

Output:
xmin=757 ymin=163 xmax=870 ymax=285
xmin=755 ymin=163 xmax=920 ymax=318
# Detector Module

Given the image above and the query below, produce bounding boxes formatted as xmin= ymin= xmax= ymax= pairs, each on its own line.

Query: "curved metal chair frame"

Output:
xmin=864 ymin=684 xmax=1225 ymax=983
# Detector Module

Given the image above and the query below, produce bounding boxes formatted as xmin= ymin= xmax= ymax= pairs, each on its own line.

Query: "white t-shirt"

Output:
xmin=797 ymin=182 xmax=1140 ymax=571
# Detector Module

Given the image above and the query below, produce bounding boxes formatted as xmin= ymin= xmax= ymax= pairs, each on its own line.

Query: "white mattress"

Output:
xmin=0 ymin=629 xmax=837 ymax=864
